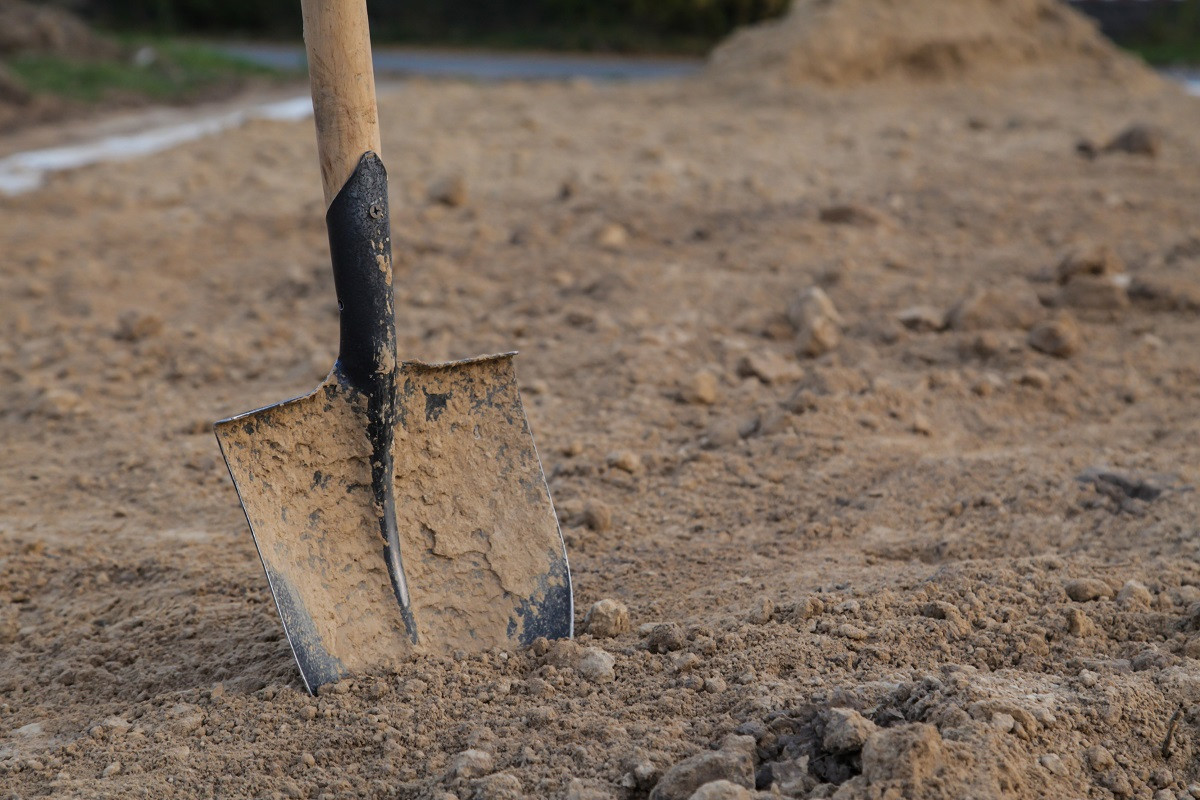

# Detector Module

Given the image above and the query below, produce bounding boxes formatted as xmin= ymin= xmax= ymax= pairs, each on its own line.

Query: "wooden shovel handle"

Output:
xmin=301 ymin=0 xmax=383 ymax=207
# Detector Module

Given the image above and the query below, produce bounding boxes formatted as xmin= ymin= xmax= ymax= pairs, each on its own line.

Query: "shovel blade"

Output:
xmin=215 ymin=353 xmax=572 ymax=692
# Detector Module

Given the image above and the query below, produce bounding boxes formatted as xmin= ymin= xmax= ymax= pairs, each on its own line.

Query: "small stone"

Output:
xmin=578 ymin=647 xmax=616 ymax=684
xmin=565 ymin=778 xmax=618 ymax=800
xmin=649 ymin=750 xmax=754 ymax=800
xmin=595 ymin=222 xmax=629 ymax=250
xmin=1058 ymin=275 xmax=1129 ymax=311
xmin=1104 ymin=124 xmax=1163 ymax=157
xmin=301 ymin=752 xmax=315 ymax=767
xmin=861 ymin=724 xmax=944 ymax=784
xmin=585 ymin=599 xmax=630 ymax=637
xmin=1056 ymin=244 xmax=1124 ymax=284
xmin=1017 ymin=368 xmax=1051 ymax=389
xmin=114 ymin=310 xmax=163 ymax=342
xmin=787 ymin=287 xmax=842 ymax=358
xmin=703 ymin=676 xmax=727 ymax=694
xmin=1117 ymin=580 xmax=1153 ymax=610
xmin=1065 ymin=578 xmax=1113 ymax=602
xmin=607 ymin=451 xmax=642 ymax=474
xmin=448 ymin=749 xmax=494 ymax=781
xmin=474 ymin=772 xmax=522 ymax=800
xmin=836 ymin=623 xmax=868 ymax=641
xmin=687 ymin=780 xmax=752 ymax=800
xmin=582 ymin=502 xmax=613 ymax=533
xmin=1129 ymin=276 xmax=1200 ymax=312
xmin=736 ymin=352 xmax=802 ymax=384
xmin=1183 ymin=638 xmax=1200 ymax=659
xmin=647 ymin=623 xmax=686 ymax=653
xmin=818 ymin=204 xmax=893 ymax=227
xmin=1085 ymin=745 xmax=1115 ymax=772
xmin=896 ymin=305 xmax=945 ymax=332
xmin=946 ymin=283 xmax=1043 ymax=331
xmin=822 ymin=708 xmax=877 ymax=754
xmin=792 ymin=596 xmax=824 ymax=620
xmin=991 ymin=712 xmax=1016 ymax=733
xmin=1065 ymin=607 xmax=1096 ymax=636
xmin=428 ymin=174 xmax=468 ymax=207
xmin=102 ymin=762 xmax=121 ymax=778
xmin=683 ymin=371 xmax=719 ymax=405
xmin=1038 ymin=754 xmax=1065 ymax=775
xmin=910 ymin=412 xmax=933 ymax=436
xmin=746 ymin=596 xmax=774 ymax=625
xmin=1028 ymin=314 xmax=1082 ymax=358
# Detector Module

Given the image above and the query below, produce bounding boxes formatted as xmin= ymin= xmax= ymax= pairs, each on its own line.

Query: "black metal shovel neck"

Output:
xmin=325 ymin=152 xmax=417 ymax=644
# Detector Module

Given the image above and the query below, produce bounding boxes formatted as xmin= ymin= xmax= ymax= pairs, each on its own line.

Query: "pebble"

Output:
xmin=946 ymin=283 xmax=1043 ymax=331
xmin=607 ymin=451 xmax=642 ymax=474
xmin=1038 ymin=754 xmax=1065 ymax=776
xmin=836 ymin=623 xmax=868 ymax=641
xmin=584 ymin=599 xmax=630 ymax=637
xmin=595 ymin=222 xmax=629 ymax=250
xmin=102 ymin=762 xmax=121 ymax=778
xmin=703 ymin=676 xmax=727 ymax=694
xmin=746 ymin=596 xmax=774 ymax=625
xmin=114 ymin=310 xmax=163 ymax=342
xmin=683 ymin=371 xmax=719 ymax=405
xmin=1078 ymin=669 xmax=1100 ymax=688
xmin=787 ymin=287 xmax=842 ymax=358
xmin=1016 ymin=368 xmax=1051 ymax=389
xmin=1058 ymin=275 xmax=1129 ymax=311
xmin=1028 ymin=314 xmax=1081 ymax=358
xmin=822 ymin=708 xmax=877 ymax=754
xmin=301 ymin=752 xmax=315 ymax=768
xmin=428 ymin=174 xmax=468 ymax=207
xmin=818 ymin=203 xmax=893 ymax=227
xmin=1065 ymin=608 xmax=1096 ymax=636
xmin=1116 ymin=580 xmax=1153 ymax=610
xmin=647 ymin=623 xmax=686 ymax=653
xmin=577 ymin=647 xmax=616 ymax=684
xmin=1056 ymin=243 xmax=1124 ymax=284
xmin=736 ymin=352 xmax=802 ymax=384
xmin=687 ymin=780 xmax=751 ymax=800
xmin=1104 ymin=123 xmax=1163 ymax=157
xmin=1065 ymin=578 xmax=1113 ymax=602
xmin=649 ymin=749 xmax=753 ymax=800
xmin=582 ymin=502 xmax=613 ymax=533
xmin=896 ymin=305 xmax=945 ymax=332
xmin=448 ymin=749 xmax=494 ymax=781
xmin=1085 ymin=745 xmax=1115 ymax=772
xmin=991 ymin=712 xmax=1016 ymax=733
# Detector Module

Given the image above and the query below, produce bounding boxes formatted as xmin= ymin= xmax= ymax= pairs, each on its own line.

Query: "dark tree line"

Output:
xmin=67 ymin=0 xmax=791 ymax=51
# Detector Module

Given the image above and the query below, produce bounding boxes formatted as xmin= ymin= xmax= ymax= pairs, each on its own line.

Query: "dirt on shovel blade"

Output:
xmin=2 ymin=0 xmax=1200 ymax=797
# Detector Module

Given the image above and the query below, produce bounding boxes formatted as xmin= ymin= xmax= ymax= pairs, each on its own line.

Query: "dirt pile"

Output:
xmin=708 ymin=0 xmax=1157 ymax=88
xmin=0 ymin=0 xmax=115 ymax=59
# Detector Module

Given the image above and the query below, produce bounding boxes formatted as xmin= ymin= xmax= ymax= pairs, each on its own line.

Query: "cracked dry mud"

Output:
xmin=4 ymin=9 xmax=1200 ymax=800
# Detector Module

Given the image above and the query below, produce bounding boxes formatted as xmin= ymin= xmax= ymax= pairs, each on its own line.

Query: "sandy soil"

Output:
xmin=3 ymin=29 xmax=1200 ymax=800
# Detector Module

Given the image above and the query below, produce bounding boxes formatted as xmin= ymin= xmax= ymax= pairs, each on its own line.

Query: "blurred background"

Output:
xmin=0 ymin=0 xmax=1198 ymax=135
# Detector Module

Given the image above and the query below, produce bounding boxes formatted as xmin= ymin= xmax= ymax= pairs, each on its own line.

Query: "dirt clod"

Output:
xmin=584 ymin=599 xmax=630 ymax=638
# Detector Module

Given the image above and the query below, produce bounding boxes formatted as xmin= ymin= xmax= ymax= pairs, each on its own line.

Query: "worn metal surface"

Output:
xmin=214 ymin=153 xmax=571 ymax=693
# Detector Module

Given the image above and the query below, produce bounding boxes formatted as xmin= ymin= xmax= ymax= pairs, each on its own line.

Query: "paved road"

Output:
xmin=218 ymin=43 xmax=703 ymax=82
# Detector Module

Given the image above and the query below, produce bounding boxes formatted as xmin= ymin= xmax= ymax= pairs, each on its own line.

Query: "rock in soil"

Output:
xmin=584 ymin=599 xmax=630 ymax=638
xmin=650 ymin=749 xmax=754 ymax=800
xmin=787 ymin=286 xmax=842 ymax=357
xmin=1027 ymin=314 xmax=1081 ymax=357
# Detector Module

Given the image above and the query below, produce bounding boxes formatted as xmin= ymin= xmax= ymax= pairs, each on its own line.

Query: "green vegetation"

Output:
xmin=7 ymin=38 xmax=290 ymax=104
xmin=1125 ymin=0 xmax=1200 ymax=65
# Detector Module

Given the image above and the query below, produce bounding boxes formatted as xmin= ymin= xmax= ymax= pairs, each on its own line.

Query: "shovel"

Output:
xmin=214 ymin=0 xmax=572 ymax=694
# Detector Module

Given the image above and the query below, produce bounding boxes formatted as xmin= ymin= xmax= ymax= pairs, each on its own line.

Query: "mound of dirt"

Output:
xmin=0 ymin=0 xmax=115 ymax=59
xmin=708 ymin=0 xmax=1158 ymax=88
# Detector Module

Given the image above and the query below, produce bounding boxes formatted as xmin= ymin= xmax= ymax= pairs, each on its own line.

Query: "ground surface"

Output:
xmin=2 ymin=61 xmax=1200 ymax=800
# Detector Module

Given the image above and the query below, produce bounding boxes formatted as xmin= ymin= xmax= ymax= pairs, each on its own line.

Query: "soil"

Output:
xmin=4 ymin=5 xmax=1200 ymax=800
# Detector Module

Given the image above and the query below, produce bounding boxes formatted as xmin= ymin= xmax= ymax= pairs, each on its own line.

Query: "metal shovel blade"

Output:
xmin=215 ymin=353 xmax=572 ymax=692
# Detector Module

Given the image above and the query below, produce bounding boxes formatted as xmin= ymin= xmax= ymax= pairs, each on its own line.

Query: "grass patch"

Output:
xmin=1127 ymin=40 xmax=1200 ymax=67
xmin=7 ymin=39 xmax=292 ymax=104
